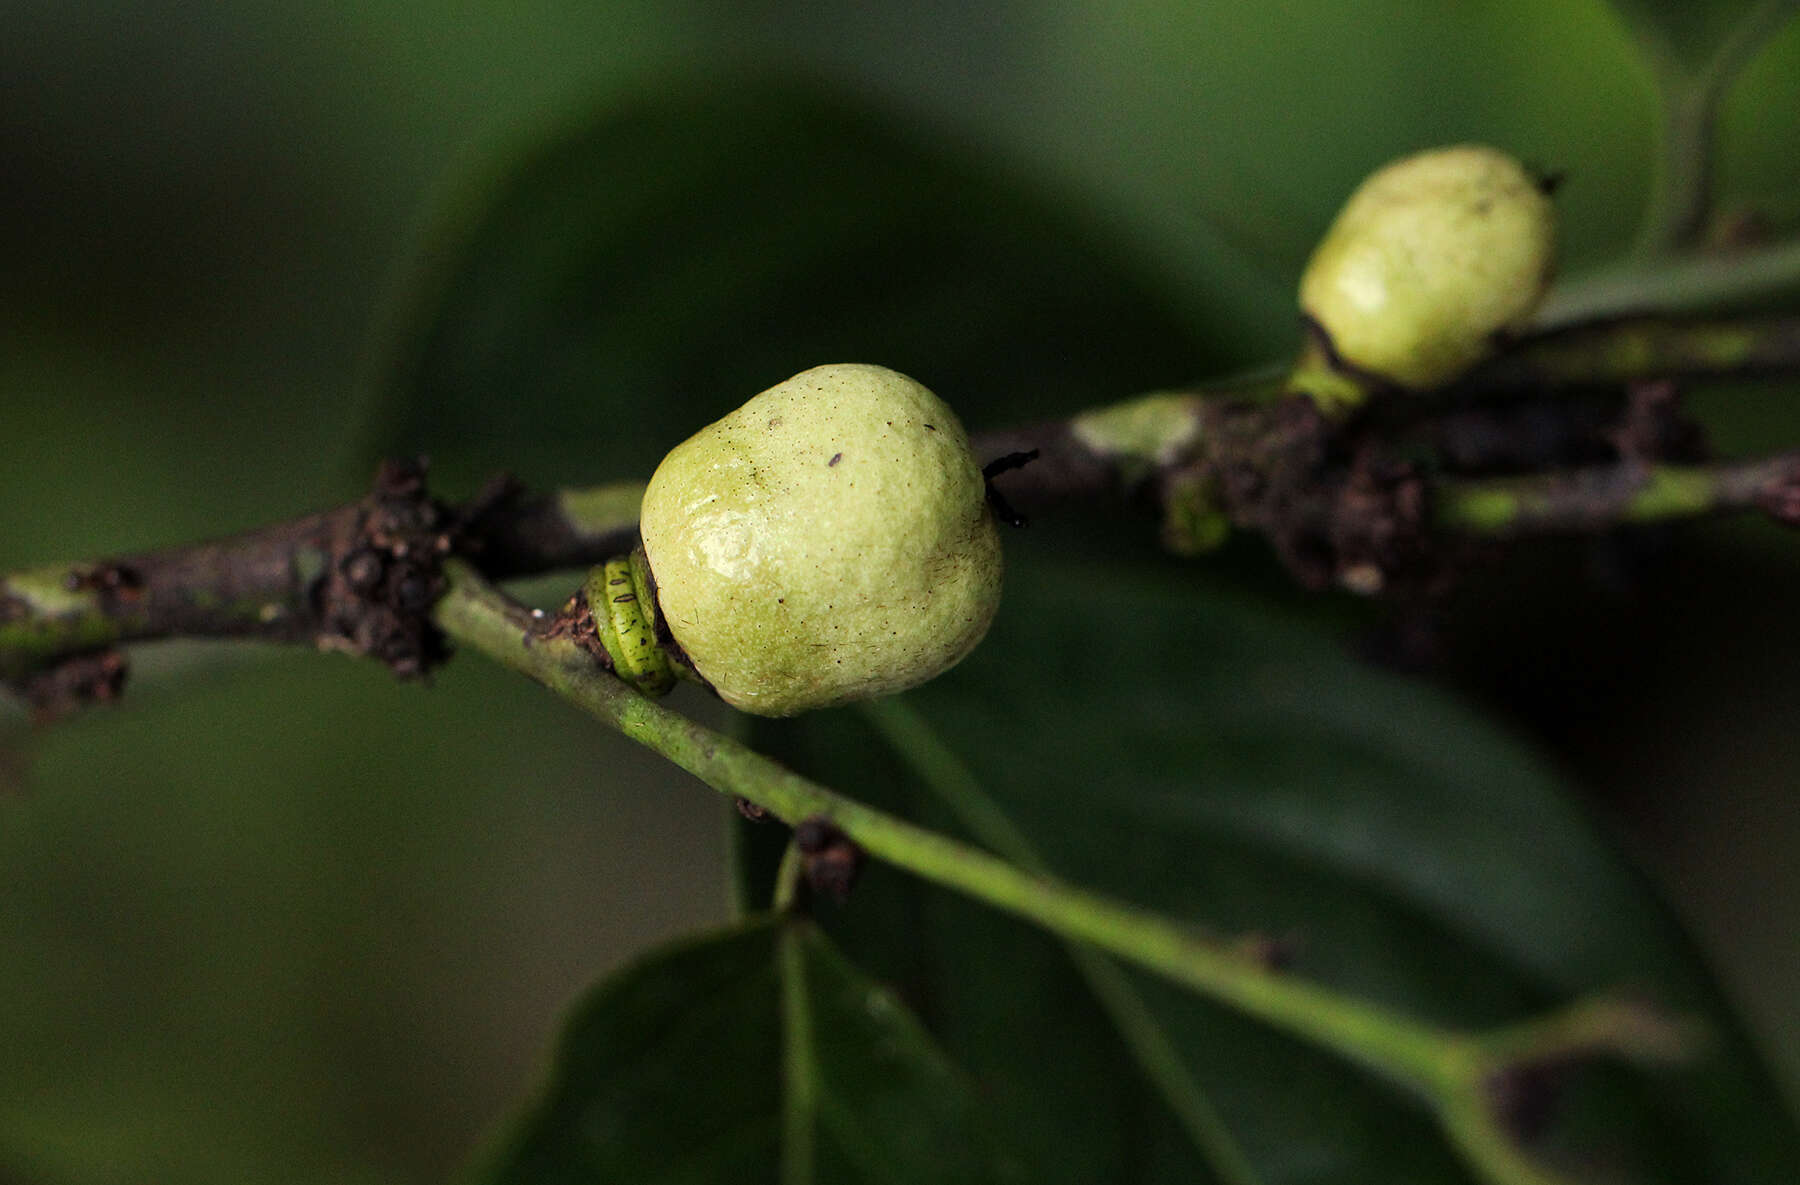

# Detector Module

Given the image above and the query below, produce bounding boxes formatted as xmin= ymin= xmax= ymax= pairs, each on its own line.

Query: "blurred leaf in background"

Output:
xmin=3 ymin=2 xmax=1799 ymax=1183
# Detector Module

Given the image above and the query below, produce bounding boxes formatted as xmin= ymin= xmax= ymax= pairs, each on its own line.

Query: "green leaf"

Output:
xmin=742 ymin=549 xmax=1800 ymax=1184
xmin=472 ymin=915 xmax=1022 ymax=1185
xmin=376 ymin=75 xmax=1206 ymax=492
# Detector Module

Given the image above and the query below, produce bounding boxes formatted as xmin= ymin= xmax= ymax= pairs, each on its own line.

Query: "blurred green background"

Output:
xmin=2 ymin=3 xmax=1798 ymax=1182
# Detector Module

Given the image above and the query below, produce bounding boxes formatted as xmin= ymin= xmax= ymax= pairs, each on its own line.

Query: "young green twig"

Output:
xmin=1434 ymin=453 xmax=1800 ymax=536
xmin=431 ymin=559 xmax=1696 ymax=1185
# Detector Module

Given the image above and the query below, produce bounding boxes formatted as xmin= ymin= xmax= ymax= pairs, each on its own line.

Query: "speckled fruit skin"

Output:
xmin=638 ymin=363 xmax=1003 ymax=717
xmin=1299 ymin=144 xmax=1556 ymax=390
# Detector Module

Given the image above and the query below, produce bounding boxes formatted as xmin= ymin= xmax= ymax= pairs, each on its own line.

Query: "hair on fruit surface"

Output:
xmin=633 ymin=362 xmax=1003 ymax=716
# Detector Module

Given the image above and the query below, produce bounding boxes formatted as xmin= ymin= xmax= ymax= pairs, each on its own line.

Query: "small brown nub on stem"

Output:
xmin=794 ymin=815 xmax=862 ymax=903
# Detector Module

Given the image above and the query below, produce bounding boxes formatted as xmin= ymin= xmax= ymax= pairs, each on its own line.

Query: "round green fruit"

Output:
xmin=638 ymin=363 xmax=1003 ymax=716
xmin=1298 ymin=144 xmax=1557 ymax=392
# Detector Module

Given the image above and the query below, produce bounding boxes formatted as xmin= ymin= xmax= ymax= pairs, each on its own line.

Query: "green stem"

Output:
xmin=1633 ymin=0 xmax=1800 ymax=256
xmin=11 ymin=310 xmax=1799 ymax=695
xmin=779 ymin=919 xmax=818 ymax=1185
xmin=859 ymin=698 xmax=1267 ymax=1185
xmin=1542 ymin=236 xmax=1800 ymax=327
xmin=1637 ymin=71 xmax=1717 ymax=259
xmin=1478 ymin=995 xmax=1699 ymax=1068
xmin=435 ymin=562 xmax=1450 ymax=1083
xmin=1434 ymin=995 xmax=1700 ymax=1185
xmin=434 ymin=561 xmax=1693 ymax=1185
xmin=1470 ymin=314 xmax=1800 ymax=392
xmin=772 ymin=841 xmax=805 ymax=913
xmin=1433 ymin=453 xmax=1799 ymax=536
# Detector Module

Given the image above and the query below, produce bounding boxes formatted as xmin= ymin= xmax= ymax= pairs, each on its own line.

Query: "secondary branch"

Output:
xmin=433 ymin=560 xmax=1697 ymax=1185
xmin=5 ymin=312 xmax=1800 ymax=701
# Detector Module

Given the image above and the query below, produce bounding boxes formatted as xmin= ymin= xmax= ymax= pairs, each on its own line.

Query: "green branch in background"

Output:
xmin=1020 ymin=314 xmax=1800 ymax=487
xmin=1470 ymin=314 xmax=1800 ymax=392
xmin=433 ymin=560 xmax=1698 ymax=1185
xmin=1435 ymin=452 xmax=1800 ymax=536
xmin=1624 ymin=0 xmax=1800 ymax=256
xmin=1540 ymin=236 xmax=1800 ymax=326
xmin=6 ymin=312 xmax=1800 ymax=700
xmin=986 ymin=313 xmax=1800 ymax=593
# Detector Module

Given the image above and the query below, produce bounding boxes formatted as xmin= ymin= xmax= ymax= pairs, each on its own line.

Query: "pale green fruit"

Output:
xmin=638 ymin=363 xmax=1003 ymax=716
xmin=1299 ymin=144 xmax=1556 ymax=392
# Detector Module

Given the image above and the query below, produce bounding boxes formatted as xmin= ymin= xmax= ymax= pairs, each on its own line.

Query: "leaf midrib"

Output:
xmin=857 ymin=697 xmax=1267 ymax=1185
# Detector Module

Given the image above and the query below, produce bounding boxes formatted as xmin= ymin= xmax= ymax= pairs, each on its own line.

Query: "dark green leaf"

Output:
xmin=743 ymin=547 xmax=1800 ymax=1184
xmin=376 ymin=75 xmax=1208 ymax=492
xmin=473 ymin=915 xmax=1022 ymax=1185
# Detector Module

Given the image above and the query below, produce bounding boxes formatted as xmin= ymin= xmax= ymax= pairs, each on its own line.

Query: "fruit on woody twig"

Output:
xmin=619 ymin=363 xmax=1002 ymax=716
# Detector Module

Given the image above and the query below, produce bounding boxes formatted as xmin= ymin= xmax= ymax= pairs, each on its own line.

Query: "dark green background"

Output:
xmin=3 ymin=3 xmax=1798 ymax=1182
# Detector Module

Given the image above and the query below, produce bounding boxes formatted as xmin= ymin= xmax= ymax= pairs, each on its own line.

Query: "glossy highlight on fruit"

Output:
xmin=638 ymin=363 xmax=1003 ymax=716
xmin=1299 ymin=144 xmax=1557 ymax=392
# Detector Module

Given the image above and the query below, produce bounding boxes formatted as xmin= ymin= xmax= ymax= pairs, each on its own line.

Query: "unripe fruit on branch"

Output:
xmin=635 ymin=363 xmax=1003 ymax=716
xmin=1296 ymin=144 xmax=1557 ymax=407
